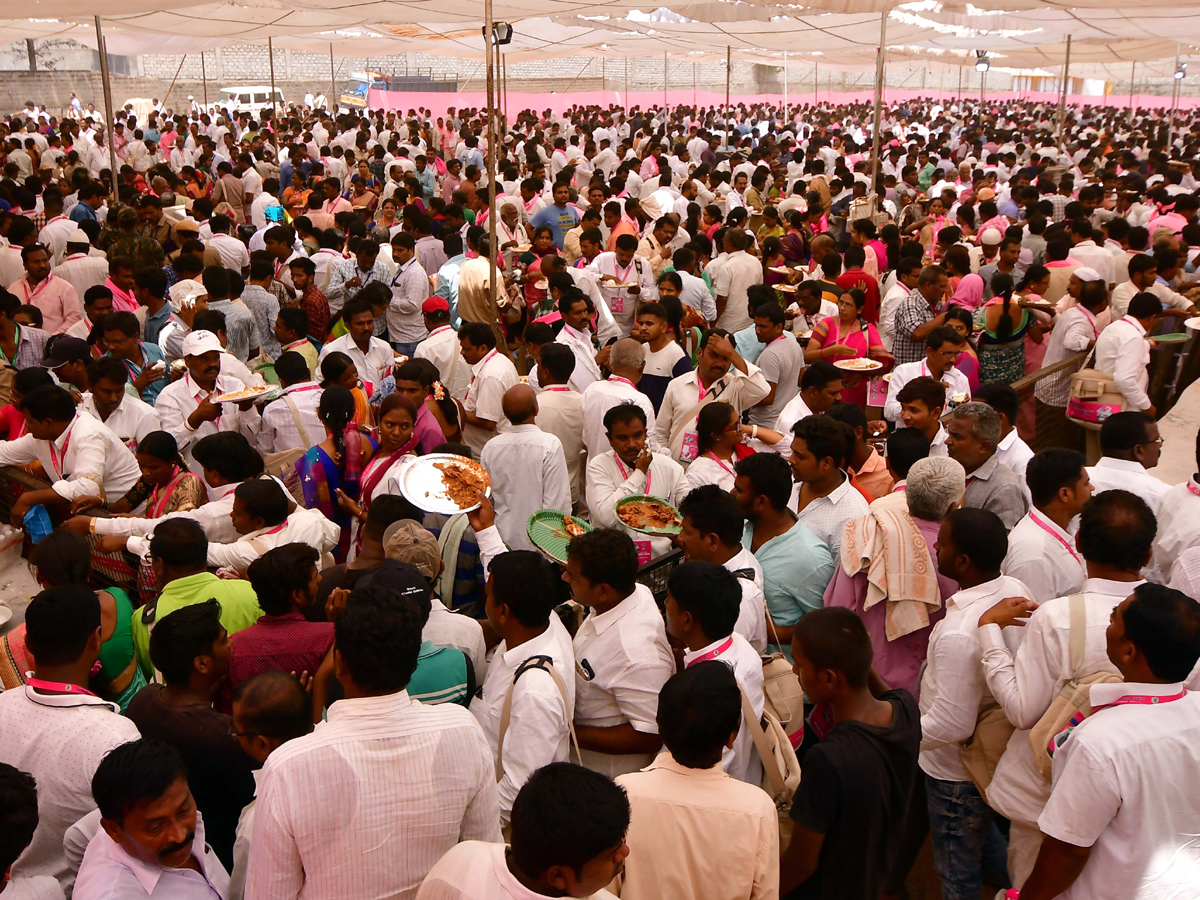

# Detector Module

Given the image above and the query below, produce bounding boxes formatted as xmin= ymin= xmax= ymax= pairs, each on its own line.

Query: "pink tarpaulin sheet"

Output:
xmin=368 ymin=87 xmax=1200 ymax=119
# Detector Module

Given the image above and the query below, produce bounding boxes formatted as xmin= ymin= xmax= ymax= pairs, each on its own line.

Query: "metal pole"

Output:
xmin=1056 ymin=34 xmax=1072 ymax=154
xmin=330 ymin=44 xmax=337 ymax=113
xmin=94 ymin=17 xmax=120 ymax=200
xmin=1129 ymin=60 xmax=1136 ymax=110
xmin=814 ymin=61 xmax=818 ymax=104
xmin=980 ymin=67 xmax=985 ymax=105
xmin=724 ymin=45 xmax=731 ymax=148
xmin=1171 ymin=42 xmax=1181 ymax=125
xmin=624 ymin=57 xmax=629 ymax=115
xmin=201 ymin=51 xmax=208 ymax=106
xmin=869 ymin=10 xmax=887 ymax=192
xmin=693 ymin=62 xmax=697 ymax=108
xmin=958 ymin=63 xmax=963 ymax=100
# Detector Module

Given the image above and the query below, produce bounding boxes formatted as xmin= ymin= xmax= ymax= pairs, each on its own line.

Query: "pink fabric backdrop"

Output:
xmin=368 ymin=87 xmax=1200 ymax=119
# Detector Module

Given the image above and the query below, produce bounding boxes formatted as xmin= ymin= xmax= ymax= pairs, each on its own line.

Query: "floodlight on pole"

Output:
xmin=483 ymin=21 xmax=513 ymax=45
xmin=975 ymin=51 xmax=990 ymax=73
xmin=1175 ymin=62 xmax=1187 ymax=80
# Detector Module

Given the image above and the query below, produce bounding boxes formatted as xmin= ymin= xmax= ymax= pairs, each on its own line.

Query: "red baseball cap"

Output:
xmin=422 ymin=297 xmax=450 ymax=314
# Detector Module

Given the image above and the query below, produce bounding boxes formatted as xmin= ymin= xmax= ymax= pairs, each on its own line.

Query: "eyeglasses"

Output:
xmin=1138 ymin=436 xmax=1165 ymax=448
xmin=227 ymin=724 xmax=265 ymax=738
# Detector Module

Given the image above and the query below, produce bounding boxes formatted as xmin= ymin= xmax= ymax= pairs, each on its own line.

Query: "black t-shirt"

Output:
xmin=126 ymin=684 xmax=258 ymax=870
xmin=787 ymin=689 xmax=921 ymax=900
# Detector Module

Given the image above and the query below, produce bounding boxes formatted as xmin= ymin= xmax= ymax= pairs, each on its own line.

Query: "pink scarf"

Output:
xmin=105 ymin=278 xmax=139 ymax=313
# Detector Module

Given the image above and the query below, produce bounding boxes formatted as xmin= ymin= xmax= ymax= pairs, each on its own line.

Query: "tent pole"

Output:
xmin=783 ymin=51 xmax=788 ymax=125
xmin=958 ymin=63 xmax=962 ymax=100
xmin=724 ymin=45 xmax=731 ymax=149
xmin=693 ymin=62 xmax=697 ymax=108
xmin=869 ymin=10 xmax=886 ymax=192
xmin=1171 ymin=42 xmax=1181 ymax=124
xmin=1056 ymin=34 xmax=1072 ymax=154
xmin=1129 ymin=61 xmax=1135 ymax=111
xmin=814 ymin=61 xmax=818 ymax=104
xmin=162 ymin=54 xmax=187 ymax=114
xmin=330 ymin=44 xmax=336 ymax=113
xmin=94 ymin=16 xmax=119 ymax=201
xmin=980 ymin=65 xmax=985 ymax=105
xmin=663 ymin=51 xmax=668 ymax=115
xmin=624 ymin=57 xmax=629 ymax=115
xmin=268 ymin=37 xmax=278 ymax=138
xmin=201 ymin=52 xmax=208 ymax=107
xmin=484 ymin=0 xmax=506 ymax=358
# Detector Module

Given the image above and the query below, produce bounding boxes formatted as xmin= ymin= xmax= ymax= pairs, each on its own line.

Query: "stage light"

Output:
xmin=482 ymin=22 xmax=513 ymax=45
xmin=1175 ymin=62 xmax=1187 ymax=80
xmin=975 ymin=51 xmax=990 ymax=73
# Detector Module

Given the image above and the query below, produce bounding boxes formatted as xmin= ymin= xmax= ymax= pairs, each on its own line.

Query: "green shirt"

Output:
xmin=132 ymin=572 xmax=263 ymax=678
xmin=406 ymin=641 xmax=470 ymax=706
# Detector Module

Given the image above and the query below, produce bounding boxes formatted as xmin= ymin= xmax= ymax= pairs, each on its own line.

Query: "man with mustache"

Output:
xmin=74 ymin=737 xmax=231 ymax=900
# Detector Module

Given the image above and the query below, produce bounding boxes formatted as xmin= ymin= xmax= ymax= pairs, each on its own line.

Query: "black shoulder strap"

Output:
xmin=514 ymin=655 xmax=555 ymax=683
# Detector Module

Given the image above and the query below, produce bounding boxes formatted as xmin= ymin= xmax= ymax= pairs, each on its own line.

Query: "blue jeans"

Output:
xmin=925 ymin=776 xmax=1009 ymax=900
xmin=391 ymin=340 xmax=421 ymax=358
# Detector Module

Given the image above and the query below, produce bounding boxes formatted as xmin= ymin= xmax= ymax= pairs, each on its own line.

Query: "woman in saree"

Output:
xmin=804 ymin=288 xmax=893 ymax=409
xmin=0 ymin=531 xmax=145 ymax=710
xmin=296 ymin=385 xmax=376 ymax=563
xmin=943 ymin=306 xmax=982 ymax=393
xmin=72 ymin=431 xmax=207 ymax=597
xmin=780 ymin=209 xmax=809 ymax=267
xmin=349 ymin=177 xmax=378 ymax=217
xmin=977 ymin=272 xmax=1046 ymax=386
xmin=319 ymin=351 xmax=372 ymax=426
xmin=282 ymin=170 xmax=310 ymax=220
xmin=372 ymin=196 xmax=400 ymax=242
xmin=337 ymin=392 xmax=420 ymax=557
xmin=946 ymin=271 xmax=985 ymax=314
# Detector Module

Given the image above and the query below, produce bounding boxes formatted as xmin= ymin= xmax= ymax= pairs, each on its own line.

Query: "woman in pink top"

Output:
xmin=946 ymin=272 xmax=985 ymax=313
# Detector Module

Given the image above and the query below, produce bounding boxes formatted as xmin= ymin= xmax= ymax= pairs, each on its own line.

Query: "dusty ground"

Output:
xmin=0 ymin=540 xmax=46 ymax=640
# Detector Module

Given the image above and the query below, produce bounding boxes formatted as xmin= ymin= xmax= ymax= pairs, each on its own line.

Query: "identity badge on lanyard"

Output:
xmin=48 ymin=421 xmax=75 ymax=480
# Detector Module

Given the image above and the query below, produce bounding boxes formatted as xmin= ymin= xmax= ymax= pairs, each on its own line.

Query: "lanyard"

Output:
xmin=48 ymin=419 xmax=75 ymax=480
xmin=23 ymin=274 xmax=54 ymax=301
xmin=705 ymin=450 xmax=737 ymax=476
xmin=1188 ymin=480 xmax=1200 ymax=499
xmin=686 ymin=637 xmax=733 ymax=667
xmin=614 ymin=455 xmax=652 ymax=496
xmin=1092 ymin=688 xmax=1187 ymax=714
xmin=1078 ymin=305 xmax=1099 ymax=338
xmin=542 ymin=386 xmax=571 ymax=392
xmin=27 ymin=676 xmax=97 ymax=697
xmin=1028 ymin=510 xmax=1082 ymax=566
xmin=608 ymin=375 xmax=635 ymax=388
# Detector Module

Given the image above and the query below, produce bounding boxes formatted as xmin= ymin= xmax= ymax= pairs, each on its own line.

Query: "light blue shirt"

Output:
xmin=434 ymin=253 xmax=468 ymax=328
xmin=733 ymin=324 xmax=765 ymax=364
xmin=743 ymin=519 xmax=834 ymax=658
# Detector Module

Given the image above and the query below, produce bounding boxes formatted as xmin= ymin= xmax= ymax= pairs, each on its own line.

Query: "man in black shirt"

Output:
xmin=779 ymin=608 xmax=921 ymax=900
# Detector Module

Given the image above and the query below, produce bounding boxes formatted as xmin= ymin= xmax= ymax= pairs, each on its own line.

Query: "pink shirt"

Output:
xmin=8 ymin=274 xmax=82 ymax=334
xmin=822 ymin=514 xmax=958 ymax=693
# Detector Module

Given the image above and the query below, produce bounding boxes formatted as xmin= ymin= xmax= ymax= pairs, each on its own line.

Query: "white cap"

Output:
xmin=182 ymin=330 xmax=223 ymax=357
xmin=67 ymin=228 xmax=89 ymax=244
xmin=980 ymin=228 xmax=1003 ymax=245
xmin=1074 ymin=267 xmax=1103 ymax=283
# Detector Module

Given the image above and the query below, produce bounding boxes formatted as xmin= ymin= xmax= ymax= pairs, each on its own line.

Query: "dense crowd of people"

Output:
xmin=1 ymin=91 xmax=1200 ymax=900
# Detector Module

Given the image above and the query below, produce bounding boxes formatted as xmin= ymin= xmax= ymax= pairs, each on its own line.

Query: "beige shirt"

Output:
xmin=615 ymin=753 xmax=779 ymax=900
xmin=534 ymin=386 xmax=586 ymax=505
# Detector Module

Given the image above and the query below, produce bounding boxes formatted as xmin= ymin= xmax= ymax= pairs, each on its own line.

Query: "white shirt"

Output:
xmin=572 ymin=584 xmax=676 ymax=778
xmin=0 ymin=411 xmax=141 ymax=503
xmin=73 ymin=813 xmax=229 ymax=900
xmin=79 ymin=392 xmax=161 ymax=451
xmin=1001 ymin=510 xmax=1087 ymax=603
xmin=0 ymin=688 xmax=141 ymax=889
xmin=1037 ymin=682 xmax=1200 ymax=900
xmin=417 ymin=841 xmax=617 ymax=900
xmin=980 ymin=577 xmax=1141 ymax=826
xmin=257 ymin=383 xmax=324 ymax=455
xmin=788 ymin=474 xmax=871 ymax=557
xmin=388 ymin=257 xmax=430 ymax=344
xmin=53 ymin=253 xmax=109 ymax=299
xmin=154 ymin=372 xmax=259 ymax=476
xmin=723 ymin=547 xmax=768 ymax=652
xmin=554 ymin=324 xmax=602 ymax=393
xmin=657 ymin=364 xmax=770 ymax=465
xmin=883 ymin=359 xmax=972 ymax=425
xmin=462 ymin=349 xmax=520 ymax=455
xmin=1111 ymin=279 xmax=1194 ymax=319
xmin=1067 ymin=240 xmax=1115 ymax=284
xmin=95 ymin=481 xmax=241 ymax=551
xmin=918 ymin=575 xmax=1035 ymax=782
xmin=208 ymin=232 xmax=251 ymax=272
xmin=1035 ymin=305 xmax=1101 ymax=407
xmin=1086 ymin=457 xmax=1171 ymax=516
xmin=317 ymin=334 xmax=395 ymax=393
xmin=679 ymin=270 xmax=716 ymax=322
xmin=580 ymin=376 xmax=660 ymax=461
xmin=1152 ymin=477 xmax=1200 ymax=583
xmin=585 ymin=450 xmax=688 ymax=562
xmin=1093 ymin=315 xmax=1151 ymax=411
xmin=206 ymin=506 xmax=340 ymax=571
xmin=479 ymin=424 xmax=571 ymax=552
xmin=588 ymin=253 xmax=655 ymax=334
xmin=470 ymin=616 xmax=576 ymax=824
xmin=996 ymin=429 xmax=1034 ymax=499
xmin=684 ymin=453 xmax=740 ymax=493
xmin=878 ymin=281 xmax=911 ymax=351
xmin=770 ymin=393 xmax=812 ymax=461
xmin=414 ymin=326 xmax=470 ymax=400
xmin=683 ymin=633 xmax=764 ymax=785
xmin=712 ymin=250 xmax=763 ymax=333
xmin=0 ymin=877 xmax=64 ymax=900
xmin=247 ymin=691 xmax=500 ymax=900
xmin=423 ymin=597 xmax=488 ymax=689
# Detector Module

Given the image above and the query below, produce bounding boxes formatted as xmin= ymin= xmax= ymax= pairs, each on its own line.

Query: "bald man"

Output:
xmin=580 ymin=337 xmax=661 ymax=460
xmin=480 ymin=383 xmax=572 ymax=550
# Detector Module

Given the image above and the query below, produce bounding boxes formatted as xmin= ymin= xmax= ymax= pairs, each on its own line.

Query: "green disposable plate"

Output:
xmin=527 ymin=509 xmax=593 ymax=564
xmin=1154 ymin=333 xmax=1191 ymax=343
xmin=614 ymin=494 xmax=683 ymax=536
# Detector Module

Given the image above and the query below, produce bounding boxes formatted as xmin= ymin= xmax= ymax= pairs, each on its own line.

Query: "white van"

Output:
xmin=213 ymin=86 xmax=285 ymax=117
